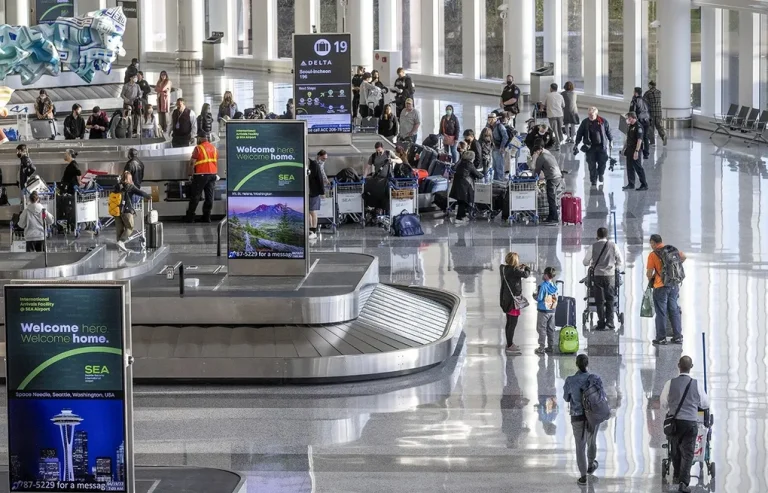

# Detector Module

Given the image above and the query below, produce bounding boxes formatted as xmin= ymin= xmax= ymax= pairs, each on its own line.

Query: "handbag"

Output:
xmin=501 ymin=266 xmax=530 ymax=312
xmin=443 ymin=135 xmax=456 ymax=147
xmin=663 ymin=378 xmax=694 ymax=437
xmin=641 ymin=282 xmax=655 ymax=318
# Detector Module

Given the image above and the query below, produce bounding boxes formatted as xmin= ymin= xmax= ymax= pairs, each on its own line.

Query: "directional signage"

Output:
xmin=293 ymin=33 xmax=352 ymax=134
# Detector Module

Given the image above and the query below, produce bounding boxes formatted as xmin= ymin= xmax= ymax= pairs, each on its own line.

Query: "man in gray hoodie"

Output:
xmin=17 ymin=191 xmax=54 ymax=252
xmin=532 ymin=139 xmax=563 ymax=224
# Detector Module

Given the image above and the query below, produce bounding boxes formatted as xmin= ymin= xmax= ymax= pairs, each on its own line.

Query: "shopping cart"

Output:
xmin=661 ymin=409 xmax=715 ymax=489
xmin=318 ymin=182 xmax=337 ymax=232
xmin=336 ymin=179 xmax=366 ymax=226
xmin=385 ymin=178 xmax=418 ymax=233
xmin=508 ymin=177 xmax=539 ymax=225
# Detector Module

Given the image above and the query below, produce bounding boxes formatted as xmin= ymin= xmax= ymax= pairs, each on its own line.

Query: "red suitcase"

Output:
xmin=561 ymin=192 xmax=582 ymax=225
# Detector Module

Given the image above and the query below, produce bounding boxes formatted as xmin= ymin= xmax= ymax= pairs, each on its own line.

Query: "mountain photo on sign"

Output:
xmin=228 ymin=196 xmax=305 ymax=260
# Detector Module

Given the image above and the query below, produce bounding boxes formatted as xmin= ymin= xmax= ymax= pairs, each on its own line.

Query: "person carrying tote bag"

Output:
xmin=500 ymin=252 xmax=531 ymax=355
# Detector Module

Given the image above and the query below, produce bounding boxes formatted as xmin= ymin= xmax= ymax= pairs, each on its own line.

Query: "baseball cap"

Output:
xmin=488 ymin=112 xmax=498 ymax=119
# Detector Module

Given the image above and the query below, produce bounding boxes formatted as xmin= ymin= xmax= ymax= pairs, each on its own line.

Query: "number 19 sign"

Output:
xmin=293 ymin=33 xmax=352 ymax=134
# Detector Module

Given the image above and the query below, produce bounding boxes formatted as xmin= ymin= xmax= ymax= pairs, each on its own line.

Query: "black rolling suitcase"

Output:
xmin=147 ymin=222 xmax=164 ymax=248
xmin=359 ymin=117 xmax=379 ymax=134
xmin=555 ymin=280 xmax=577 ymax=327
xmin=56 ymin=194 xmax=76 ymax=231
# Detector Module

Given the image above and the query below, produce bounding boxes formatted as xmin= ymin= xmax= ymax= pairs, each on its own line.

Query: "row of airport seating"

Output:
xmin=710 ymin=104 xmax=768 ymax=147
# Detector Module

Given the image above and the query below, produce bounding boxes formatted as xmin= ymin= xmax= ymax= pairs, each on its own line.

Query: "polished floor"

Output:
xmin=3 ymin=67 xmax=768 ymax=492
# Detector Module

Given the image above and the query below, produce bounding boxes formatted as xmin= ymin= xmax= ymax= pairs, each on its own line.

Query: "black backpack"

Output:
xmin=655 ymin=245 xmax=686 ymax=286
xmin=336 ymin=167 xmax=360 ymax=183
xmin=393 ymin=161 xmax=414 ymax=179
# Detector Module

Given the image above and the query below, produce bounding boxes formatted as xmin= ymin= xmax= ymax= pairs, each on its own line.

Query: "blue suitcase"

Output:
xmin=422 ymin=175 xmax=448 ymax=194
xmin=555 ymin=280 xmax=577 ymax=327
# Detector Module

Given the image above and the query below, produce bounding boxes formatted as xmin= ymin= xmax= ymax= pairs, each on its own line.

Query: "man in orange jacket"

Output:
xmin=186 ymin=136 xmax=218 ymax=223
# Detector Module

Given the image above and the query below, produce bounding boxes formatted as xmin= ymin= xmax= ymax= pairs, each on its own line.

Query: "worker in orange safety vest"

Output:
xmin=185 ymin=135 xmax=219 ymax=223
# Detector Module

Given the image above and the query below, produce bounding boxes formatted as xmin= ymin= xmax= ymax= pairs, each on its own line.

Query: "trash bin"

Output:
xmin=203 ymin=32 xmax=225 ymax=70
xmin=530 ymin=63 xmax=555 ymax=104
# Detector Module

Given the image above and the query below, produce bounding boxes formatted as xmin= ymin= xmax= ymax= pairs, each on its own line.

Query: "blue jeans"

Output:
xmin=653 ymin=285 xmax=682 ymax=340
xmin=444 ymin=143 xmax=458 ymax=163
xmin=492 ymin=149 xmax=505 ymax=180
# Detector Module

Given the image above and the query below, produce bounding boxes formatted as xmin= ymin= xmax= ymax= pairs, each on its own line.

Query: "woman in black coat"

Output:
xmin=449 ymin=150 xmax=483 ymax=222
xmin=462 ymin=129 xmax=483 ymax=171
xmin=499 ymin=252 xmax=531 ymax=354
xmin=377 ymin=104 xmax=399 ymax=141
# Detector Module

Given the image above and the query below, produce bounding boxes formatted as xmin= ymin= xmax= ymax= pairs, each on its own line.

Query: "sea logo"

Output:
xmin=314 ymin=38 xmax=331 ymax=57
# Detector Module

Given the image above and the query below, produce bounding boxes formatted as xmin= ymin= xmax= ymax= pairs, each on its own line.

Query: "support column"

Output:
xmin=504 ymin=0 xmax=533 ymax=92
xmin=178 ymin=0 xmax=204 ymax=60
xmin=6 ymin=0 xmax=31 ymax=26
xmin=348 ymin=0 xmax=373 ymax=69
xmin=700 ymin=7 xmax=721 ymax=116
xmin=622 ymin=0 xmax=641 ymax=103
xmin=461 ymin=0 xmax=480 ymax=80
xmin=582 ymin=0 xmax=601 ymax=95
xmin=165 ymin=0 xmax=179 ymax=53
xmin=543 ymin=0 xmax=562 ymax=85
xmin=657 ymin=0 xmax=691 ymax=119
xmin=253 ymin=0 xmax=277 ymax=61
xmin=737 ymin=11 xmax=759 ymax=108
xmin=420 ymin=0 xmax=439 ymax=75
xmin=295 ymin=0 xmax=319 ymax=35
xmin=209 ymin=0 xmax=237 ymax=57
xmin=378 ymin=0 xmax=397 ymax=51
xmin=77 ymin=0 xmax=106 ymax=14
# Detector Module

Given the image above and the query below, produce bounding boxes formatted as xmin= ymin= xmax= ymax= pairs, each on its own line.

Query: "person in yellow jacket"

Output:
xmin=185 ymin=136 xmax=218 ymax=223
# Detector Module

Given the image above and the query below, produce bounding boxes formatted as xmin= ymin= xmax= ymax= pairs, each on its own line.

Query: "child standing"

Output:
xmin=534 ymin=267 xmax=559 ymax=354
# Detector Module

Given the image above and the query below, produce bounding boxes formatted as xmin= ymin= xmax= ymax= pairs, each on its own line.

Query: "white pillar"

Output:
xmin=209 ymin=0 xmax=236 ymax=57
xmin=700 ymin=7 xmax=721 ymax=116
xmin=177 ymin=0 xmax=204 ymax=59
xmin=165 ymin=0 xmax=179 ymax=53
xmin=582 ymin=0 xmax=601 ymax=95
xmin=622 ymin=0 xmax=641 ymax=102
xmin=543 ymin=0 xmax=562 ymax=85
xmin=76 ymin=0 xmax=106 ymax=14
xmin=295 ymin=0 xmax=318 ymax=35
xmin=461 ymin=0 xmax=480 ymax=80
xmin=420 ymin=0 xmax=439 ymax=75
xmin=378 ymin=0 xmax=397 ymax=51
xmin=253 ymin=0 xmax=277 ymax=60
xmin=737 ymin=11 xmax=759 ymax=108
xmin=348 ymin=0 xmax=373 ymax=69
xmin=7 ymin=0 xmax=30 ymax=26
xmin=657 ymin=0 xmax=691 ymax=118
xmin=504 ymin=0 xmax=533 ymax=92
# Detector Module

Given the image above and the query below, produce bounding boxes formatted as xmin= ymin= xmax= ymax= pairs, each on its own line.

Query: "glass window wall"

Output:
xmin=484 ymin=0 xmax=504 ymax=80
xmin=277 ymin=0 xmax=295 ymax=59
xmin=443 ymin=0 xmax=463 ymax=75
xmin=722 ymin=9 xmax=739 ymax=112
xmin=645 ymin=0 xmax=658 ymax=88
xmin=320 ymin=0 xmax=338 ymax=33
xmin=603 ymin=0 xmax=623 ymax=96
xmin=691 ymin=8 xmax=702 ymax=110
xmin=563 ymin=0 xmax=583 ymax=90
xmin=535 ymin=0 xmax=544 ymax=68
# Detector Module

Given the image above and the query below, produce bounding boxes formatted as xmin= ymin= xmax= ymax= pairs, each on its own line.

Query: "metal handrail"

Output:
xmin=216 ymin=217 xmax=227 ymax=257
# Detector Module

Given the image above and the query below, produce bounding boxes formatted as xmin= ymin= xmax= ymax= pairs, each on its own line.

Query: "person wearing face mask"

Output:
xmin=124 ymin=58 xmax=139 ymax=83
xmin=573 ymin=107 xmax=613 ymax=186
xmin=314 ymin=150 xmax=330 ymax=187
xmin=487 ymin=112 xmax=509 ymax=180
xmin=351 ymin=66 xmax=366 ymax=119
xmin=17 ymin=144 xmax=36 ymax=191
xmin=171 ymin=98 xmax=196 ymax=148
xmin=365 ymin=141 xmax=402 ymax=176
xmin=500 ymin=75 xmax=521 ymax=127
xmin=370 ymin=70 xmax=389 ymax=118
xmin=463 ymin=129 xmax=483 ymax=171
xmin=479 ymin=127 xmax=494 ymax=179
xmin=621 ymin=112 xmax=648 ymax=191
xmin=60 ymin=149 xmax=81 ymax=195
xmin=525 ymin=124 xmax=556 ymax=153
xmin=121 ymin=75 xmax=141 ymax=109
xmin=439 ymin=105 xmax=461 ymax=163
xmin=393 ymin=67 xmax=415 ymax=117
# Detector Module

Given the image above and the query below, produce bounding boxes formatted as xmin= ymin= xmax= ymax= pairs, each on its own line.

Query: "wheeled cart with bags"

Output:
xmin=508 ymin=177 xmax=539 ymax=225
xmin=580 ymin=212 xmax=625 ymax=329
xmin=661 ymin=409 xmax=715 ymax=489
xmin=335 ymin=179 xmax=366 ymax=226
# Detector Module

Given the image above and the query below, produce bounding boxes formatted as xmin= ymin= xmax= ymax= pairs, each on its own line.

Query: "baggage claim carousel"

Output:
xmin=0 ymin=135 xmax=465 ymax=383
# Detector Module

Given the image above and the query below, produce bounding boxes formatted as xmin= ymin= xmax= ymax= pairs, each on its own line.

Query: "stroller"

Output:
xmin=661 ymin=409 xmax=716 ymax=489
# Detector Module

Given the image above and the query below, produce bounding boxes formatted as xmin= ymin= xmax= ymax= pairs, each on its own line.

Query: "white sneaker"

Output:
xmin=308 ymin=231 xmax=318 ymax=240
xmin=116 ymin=241 xmax=127 ymax=252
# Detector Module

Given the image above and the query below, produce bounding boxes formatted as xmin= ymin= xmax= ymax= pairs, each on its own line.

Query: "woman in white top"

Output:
xmin=141 ymin=104 xmax=159 ymax=138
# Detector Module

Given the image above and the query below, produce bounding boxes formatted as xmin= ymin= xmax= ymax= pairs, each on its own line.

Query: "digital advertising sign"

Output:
xmin=226 ymin=120 xmax=309 ymax=276
xmin=293 ymin=33 xmax=352 ymax=135
xmin=4 ymin=283 xmax=133 ymax=493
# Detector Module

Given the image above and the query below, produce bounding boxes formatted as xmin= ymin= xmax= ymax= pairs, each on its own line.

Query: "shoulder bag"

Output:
xmin=588 ymin=241 xmax=610 ymax=288
xmin=663 ymin=377 xmax=694 ymax=437
xmin=502 ymin=266 xmax=530 ymax=311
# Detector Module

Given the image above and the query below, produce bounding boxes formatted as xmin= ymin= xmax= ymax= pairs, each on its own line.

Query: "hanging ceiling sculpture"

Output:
xmin=0 ymin=7 xmax=127 ymax=85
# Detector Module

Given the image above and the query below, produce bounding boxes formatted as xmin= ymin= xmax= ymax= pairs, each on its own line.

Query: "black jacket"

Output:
xmin=124 ymin=64 xmax=139 ymax=83
xmin=124 ymin=158 xmax=145 ymax=188
xmin=308 ymin=159 xmax=325 ymax=198
xmin=630 ymin=96 xmax=650 ymax=122
xmin=19 ymin=156 xmax=36 ymax=188
xmin=574 ymin=117 xmax=613 ymax=152
xmin=525 ymin=129 xmax=556 ymax=152
xmin=138 ymin=79 xmax=151 ymax=100
xmin=449 ymin=159 xmax=483 ymax=203
xmin=623 ymin=122 xmax=644 ymax=157
xmin=197 ymin=112 xmax=214 ymax=137
xmin=87 ymin=112 xmax=110 ymax=139
xmin=378 ymin=115 xmax=399 ymax=138
xmin=394 ymin=75 xmax=415 ymax=103
xmin=60 ymin=160 xmax=81 ymax=194
xmin=63 ymin=114 xmax=86 ymax=140
xmin=499 ymin=264 xmax=531 ymax=310
xmin=439 ymin=114 xmax=461 ymax=140
xmin=114 ymin=182 xmax=150 ymax=214
xmin=466 ymin=138 xmax=483 ymax=170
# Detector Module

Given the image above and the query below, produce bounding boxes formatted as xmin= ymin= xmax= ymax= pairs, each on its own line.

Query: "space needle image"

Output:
xmin=51 ymin=409 xmax=83 ymax=481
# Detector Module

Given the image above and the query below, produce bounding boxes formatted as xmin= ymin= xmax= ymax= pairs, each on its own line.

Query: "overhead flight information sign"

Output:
xmin=293 ymin=33 xmax=352 ymax=134
xmin=4 ymin=283 xmax=133 ymax=493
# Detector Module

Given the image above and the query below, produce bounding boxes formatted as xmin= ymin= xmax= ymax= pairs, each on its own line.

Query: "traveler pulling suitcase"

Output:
xmin=147 ymin=222 xmax=164 ymax=248
xmin=561 ymin=192 xmax=582 ymax=225
xmin=555 ymin=280 xmax=577 ymax=327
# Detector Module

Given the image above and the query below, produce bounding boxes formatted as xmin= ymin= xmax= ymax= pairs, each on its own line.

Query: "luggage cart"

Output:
xmin=386 ymin=178 xmax=418 ymax=233
xmin=9 ymin=224 xmax=26 ymax=252
xmin=580 ymin=211 xmax=625 ymax=329
xmin=23 ymin=185 xmax=57 ymax=229
xmin=97 ymin=187 xmax=117 ymax=229
xmin=121 ymin=198 xmax=150 ymax=251
xmin=661 ymin=409 xmax=715 ymax=489
xmin=508 ymin=178 xmax=539 ymax=225
xmin=532 ymin=102 xmax=548 ymax=126
xmin=73 ymin=187 xmax=101 ymax=238
xmin=317 ymin=182 xmax=337 ymax=232
xmin=336 ymin=179 xmax=366 ymax=226
xmin=473 ymin=182 xmax=494 ymax=221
